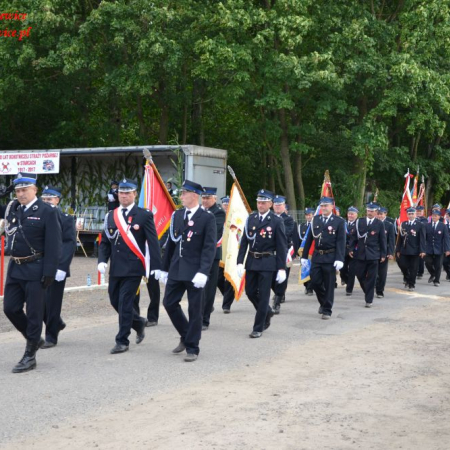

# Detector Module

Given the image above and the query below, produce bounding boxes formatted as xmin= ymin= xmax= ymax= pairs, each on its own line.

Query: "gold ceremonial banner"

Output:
xmin=221 ymin=183 xmax=251 ymax=300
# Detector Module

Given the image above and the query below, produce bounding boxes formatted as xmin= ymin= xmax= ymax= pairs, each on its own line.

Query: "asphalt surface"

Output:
xmin=0 ymin=261 xmax=449 ymax=448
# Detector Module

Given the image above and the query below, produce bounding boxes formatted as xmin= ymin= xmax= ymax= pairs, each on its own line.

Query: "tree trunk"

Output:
xmin=354 ymin=148 xmax=369 ymax=210
xmin=294 ymin=152 xmax=305 ymax=209
xmin=278 ymin=108 xmax=297 ymax=210
xmin=268 ymin=154 xmax=276 ymax=192
xmin=191 ymin=80 xmax=205 ymax=146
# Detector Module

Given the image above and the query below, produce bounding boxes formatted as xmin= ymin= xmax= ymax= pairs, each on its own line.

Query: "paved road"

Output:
xmin=1 ymin=263 xmax=449 ymax=449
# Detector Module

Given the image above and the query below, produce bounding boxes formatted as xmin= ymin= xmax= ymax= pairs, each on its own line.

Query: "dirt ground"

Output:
xmin=1 ymin=261 xmax=450 ymax=449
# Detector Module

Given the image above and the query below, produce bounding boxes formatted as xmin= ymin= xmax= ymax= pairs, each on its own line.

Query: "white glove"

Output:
xmin=275 ymin=269 xmax=287 ymax=284
xmin=151 ymin=270 xmax=162 ymax=281
xmin=192 ymin=272 xmax=208 ymax=289
xmin=55 ymin=270 xmax=66 ymax=282
xmin=237 ymin=264 xmax=245 ymax=278
xmin=300 ymin=258 xmax=309 ymax=268
xmin=97 ymin=262 xmax=108 ymax=274
xmin=333 ymin=261 xmax=344 ymax=271
xmin=160 ymin=271 xmax=169 ymax=285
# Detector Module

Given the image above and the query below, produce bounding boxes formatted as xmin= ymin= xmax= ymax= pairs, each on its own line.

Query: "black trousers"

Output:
xmin=272 ymin=267 xmax=291 ymax=297
xmin=203 ymin=259 xmax=220 ymax=326
xmin=133 ymin=275 xmax=160 ymax=322
xmin=443 ymin=255 xmax=450 ymax=279
xmin=398 ymin=254 xmax=420 ymax=288
xmin=376 ymin=259 xmax=389 ymax=295
xmin=163 ymin=279 xmax=204 ymax=355
xmin=217 ymin=266 xmax=235 ymax=310
xmin=245 ymin=270 xmax=273 ymax=332
xmin=108 ymin=276 xmax=145 ymax=346
xmin=3 ymin=277 xmax=45 ymax=343
xmin=303 ymin=280 xmax=313 ymax=293
xmin=417 ymin=257 xmax=425 ymax=276
xmin=356 ymin=259 xmax=379 ymax=303
xmin=310 ymin=261 xmax=336 ymax=316
xmin=425 ymin=254 xmax=444 ymax=282
xmin=340 ymin=255 xmax=357 ymax=293
xmin=44 ymin=278 xmax=67 ymax=344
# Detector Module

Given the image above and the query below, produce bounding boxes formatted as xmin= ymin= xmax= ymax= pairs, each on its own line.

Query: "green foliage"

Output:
xmin=1 ymin=0 xmax=450 ymax=211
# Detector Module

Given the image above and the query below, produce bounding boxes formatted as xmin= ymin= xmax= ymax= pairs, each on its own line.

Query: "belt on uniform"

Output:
xmin=11 ymin=253 xmax=43 ymax=265
xmin=249 ymin=251 xmax=276 ymax=259
xmin=314 ymin=248 xmax=335 ymax=255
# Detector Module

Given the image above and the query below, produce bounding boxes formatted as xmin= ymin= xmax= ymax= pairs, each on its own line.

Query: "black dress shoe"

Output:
xmin=346 ymin=292 xmax=352 ymax=296
xmin=428 ymin=276 xmax=434 ymax=283
xmin=145 ymin=321 xmax=158 ymax=327
xmin=172 ymin=340 xmax=186 ymax=354
xmin=264 ymin=310 xmax=274 ymax=330
xmin=318 ymin=306 xmax=323 ymax=314
xmin=202 ymin=324 xmax=209 ymax=331
xmin=41 ymin=341 xmax=56 ymax=349
xmin=184 ymin=353 xmax=198 ymax=362
xmin=136 ymin=320 xmax=146 ymax=344
xmin=223 ymin=309 xmax=230 ymax=314
xmin=249 ymin=331 xmax=262 ymax=338
xmin=59 ymin=321 xmax=66 ymax=331
xmin=12 ymin=340 xmax=40 ymax=373
xmin=110 ymin=344 xmax=129 ymax=354
xmin=376 ymin=293 xmax=384 ymax=298
xmin=417 ymin=275 xmax=423 ymax=280
xmin=434 ymin=281 xmax=440 ymax=286
xmin=280 ymin=295 xmax=286 ymax=304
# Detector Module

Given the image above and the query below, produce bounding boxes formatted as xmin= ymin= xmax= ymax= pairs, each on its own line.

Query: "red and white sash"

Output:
xmin=113 ymin=208 xmax=150 ymax=278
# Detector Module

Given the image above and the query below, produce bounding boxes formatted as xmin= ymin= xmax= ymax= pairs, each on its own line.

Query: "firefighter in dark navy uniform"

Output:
xmin=161 ymin=180 xmax=217 ymax=362
xmin=415 ymin=205 xmax=428 ymax=279
xmin=98 ymin=178 xmax=162 ymax=354
xmin=301 ymin=197 xmax=346 ymax=319
xmin=237 ymin=189 xmax=287 ymax=338
xmin=298 ymin=207 xmax=315 ymax=296
xmin=375 ymin=206 xmax=395 ymax=298
xmin=201 ymin=187 xmax=226 ymax=330
xmin=340 ymin=206 xmax=359 ymax=296
xmin=3 ymin=172 xmax=62 ymax=373
xmin=271 ymin=195 xmax=294 ymax=314
xmin=216 ymin=196 xmax=235 ymax=313
xmin=350 ymin=202 xmax=387 ymax=307
xmin=40 ymin=186 xmax=77 ymax=348
xmin=396 ymin=207 xmax=426 ymax=291
xmin=424 ymin=209 xmax=450 ymax=286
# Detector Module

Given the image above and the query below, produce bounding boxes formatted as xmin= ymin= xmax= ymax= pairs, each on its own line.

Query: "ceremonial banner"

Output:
xmin=299 ymin=170 xmax=336 ymax=284
xmin=138 ymin=158 xmax=176 ymax=239
xmin=416 ymin=176 xmax=426 ymax=209
xmin=411 ymin=171 xmax=419 ymax=205
xmin=0 ymin=151 xmax=60 ymax=174
xmin=221 ymin=183 xmax=251 ymax=300
xmin=398 ymin=169 xmax=414 ymax=228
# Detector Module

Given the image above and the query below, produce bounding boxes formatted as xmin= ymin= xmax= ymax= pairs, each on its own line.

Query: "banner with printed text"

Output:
xmin=0 ymin=151 xmax=60 ymax=174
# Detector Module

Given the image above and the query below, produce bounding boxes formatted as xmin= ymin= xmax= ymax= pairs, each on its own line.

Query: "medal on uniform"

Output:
xmin=267 ymin=227 xmax=272 ymax=231
xmin=109 ymin=228 xmax=114 ymax=234
xmin=252 ymin=226 xmax=255 ymax=230
xmin=188 ymin=220 xmax=194 ymax=226
xmin=32 ymin=205 xmax=38 ymax=211
xmin=12 ymin=218 xmax=16 ymax=223
xmin=133 ymin=224 xmax=140 ymax=230
xmin=187 ymin=230 xmax=193 ymax=241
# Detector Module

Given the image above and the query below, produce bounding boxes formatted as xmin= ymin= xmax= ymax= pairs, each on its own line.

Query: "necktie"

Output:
xmin=323 ymin=216 xmax=327 ymax=224
xmin=367 ymin=219 xmax=371 ymax=226
xmin=184 ymin=210 xmax=191 ymax=225
xmin=122 ymin=208 xmax=128 ymax=221
xmin=259 ymin=215 xmax=263 ymax=223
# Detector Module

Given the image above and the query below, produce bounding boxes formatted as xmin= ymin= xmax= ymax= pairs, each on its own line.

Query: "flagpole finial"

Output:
xmin=143 ymin=149 xmax=153 ymax=163
xmin=227 ymin=165 xmax=237 ymax=181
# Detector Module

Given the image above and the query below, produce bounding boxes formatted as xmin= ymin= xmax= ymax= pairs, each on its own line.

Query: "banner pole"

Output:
xmin=0 ymin=236 xmax=4 ymax=296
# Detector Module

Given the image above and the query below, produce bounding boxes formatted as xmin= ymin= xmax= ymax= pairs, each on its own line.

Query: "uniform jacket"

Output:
xmin=396 ymin=219 xmax=426 ymax=255
xmin=425 ymin=221 xmax=450 ymax=255
xmin=237 ymin=211 xmax=287 ymax=272
xmin=382 ymin=220 xmax=396 ymax=256
xmin=346 ymin=221 xmax=357 ymax=256
xmin=56 ymin=208 xmax=77 ymax=277
xmin=279 ymin=212 xmax=295 ymax=247
xmin=207 ymin=203 xmax=226 ymax=261
xmin=162 ymin=207 xmax=216 ymax=281
xmin=350 ymin=217 xmax=387 ymax=261
xmin=6 ymin=198 xmax=62 ymax=281
xmin=99 ymin=205 xmax=162 ymax=277
xmin=301 ymin=214 xmax=346 ymax=264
